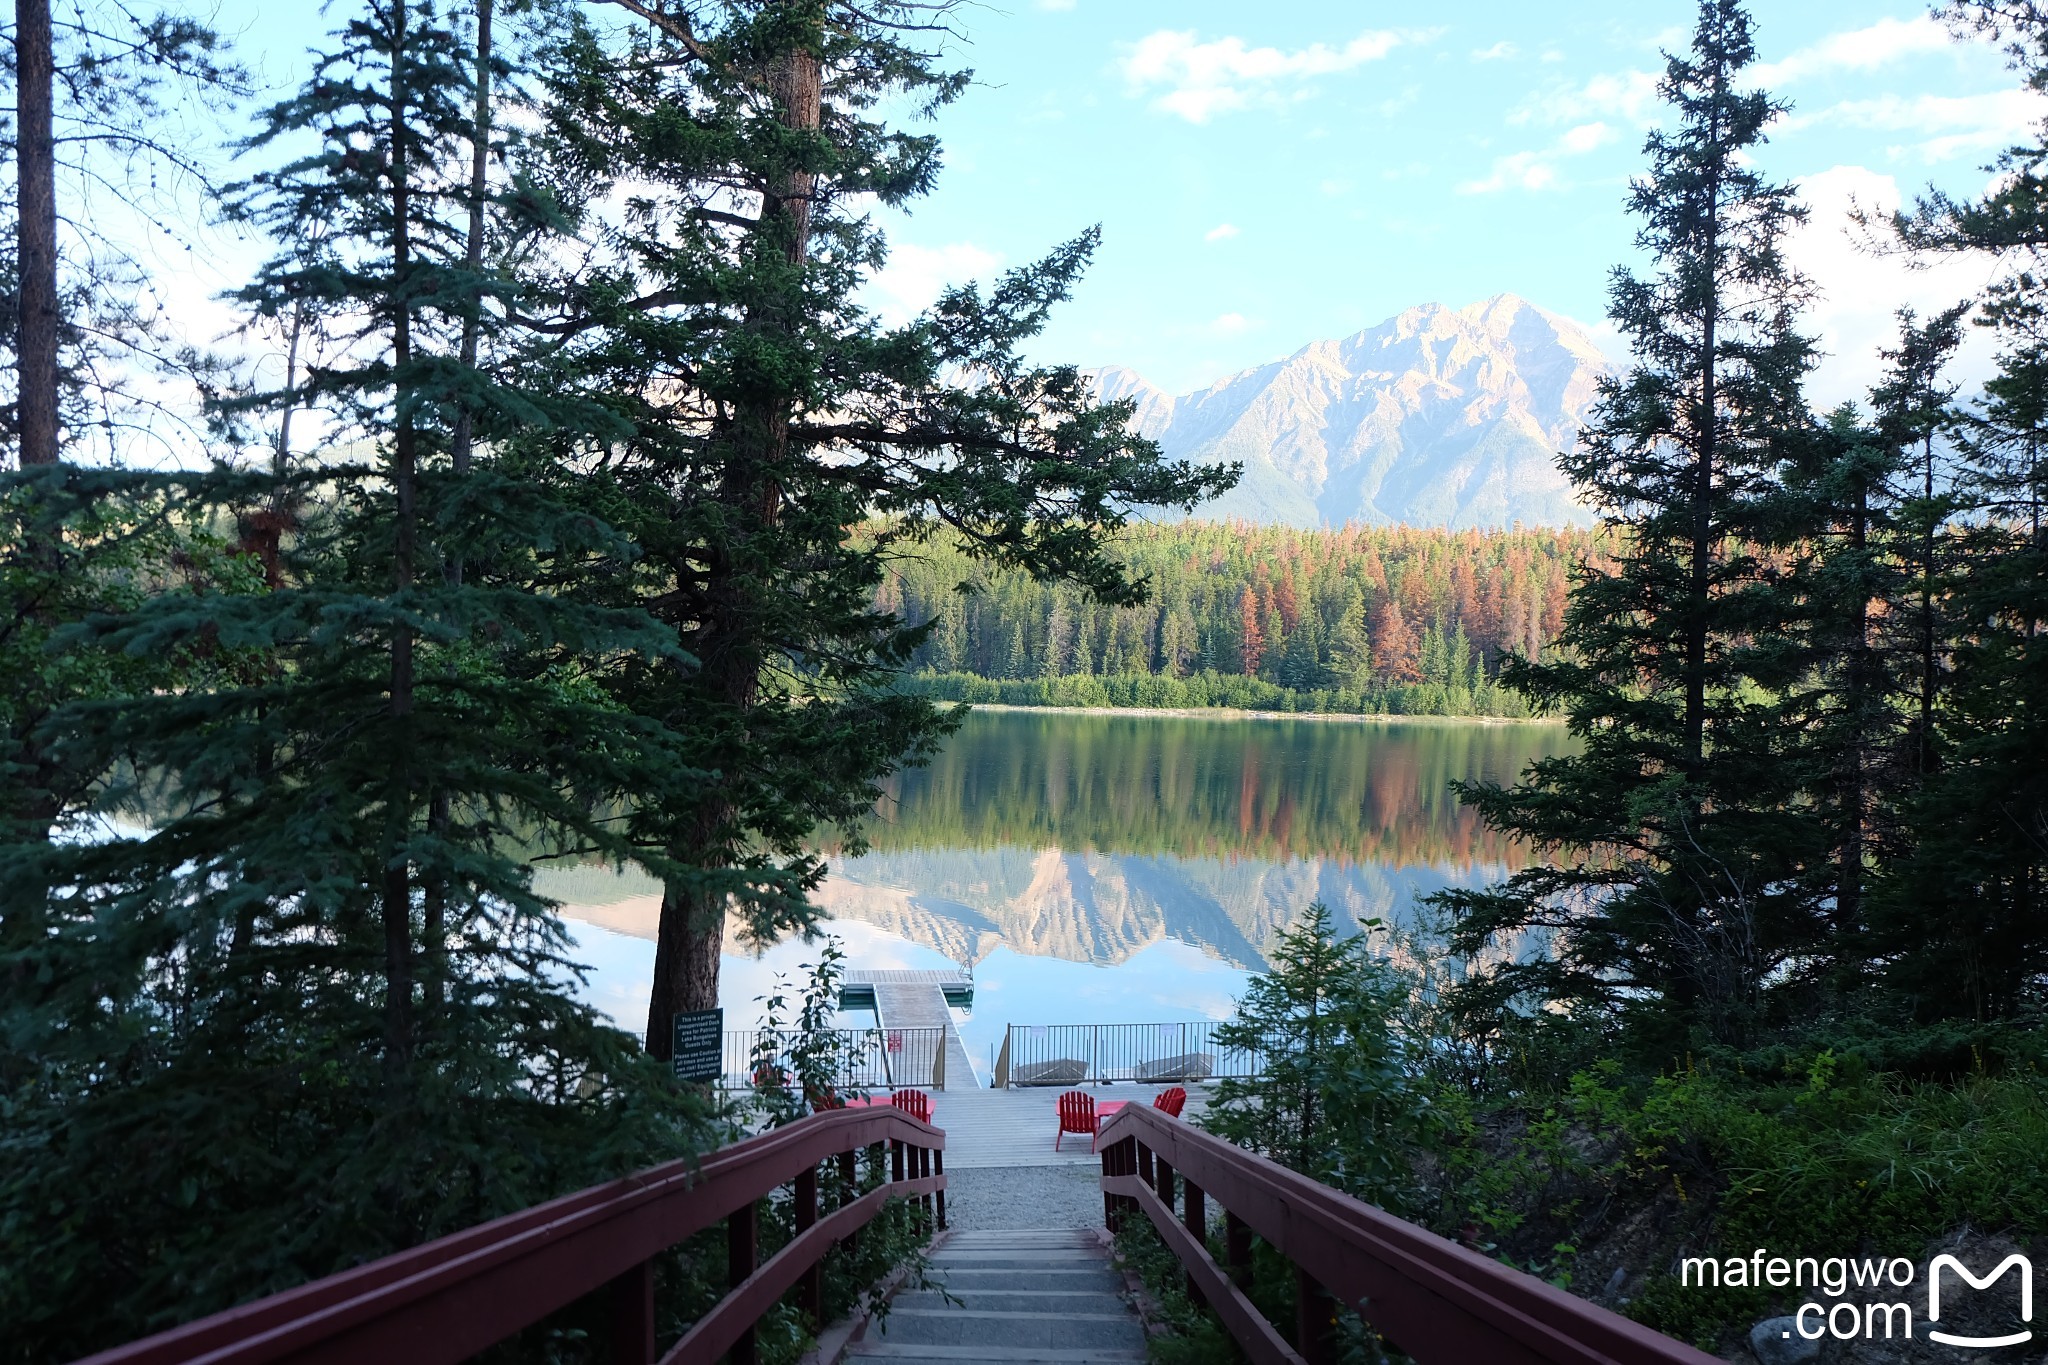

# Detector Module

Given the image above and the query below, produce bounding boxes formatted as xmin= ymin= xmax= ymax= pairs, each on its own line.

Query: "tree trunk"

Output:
xmin=380 ymin=0 xmax=419 ymax=1078
xmin=643 ymin=34 xmax=821 ymax=1059
xmin=1840 ymin=484 xmax=1869 ymax=935
xmin=1686 ymin=215 xmax=1717 ymax=780
xmin=422 ymin=0 xmax=494 ymax=1025
xmin=16 ymin=0 xmax=58 ymax=468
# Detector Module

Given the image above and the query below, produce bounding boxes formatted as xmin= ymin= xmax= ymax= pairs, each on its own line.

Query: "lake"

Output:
xmin=544 ymin=709 xmax=1571 ymax=1083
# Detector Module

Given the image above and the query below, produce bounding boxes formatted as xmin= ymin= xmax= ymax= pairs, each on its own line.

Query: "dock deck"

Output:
xmin=913 ymin=1082 xmax=1210 ymax=1169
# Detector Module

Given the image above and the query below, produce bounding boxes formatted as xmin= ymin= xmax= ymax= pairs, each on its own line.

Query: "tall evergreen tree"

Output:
xmin=534 ymin=0 xmax=1231 ymax=1053
xmin=1 ymin=5 xmax=711 ymax=1354
xmin=1879 ymin=1 xmax=2048 ymax=1020
xmin=1434 ymin=0 xmax=1821 ymax=1051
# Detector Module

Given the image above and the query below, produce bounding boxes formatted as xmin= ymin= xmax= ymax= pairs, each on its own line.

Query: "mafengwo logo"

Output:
xmin=1683 ymin=1247 xmax=2033 ymax=1348
xmin=1927 ymin=1254 xmax=2031 ymax=1349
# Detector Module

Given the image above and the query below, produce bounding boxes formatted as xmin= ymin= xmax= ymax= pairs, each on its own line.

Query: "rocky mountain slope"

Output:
xmin=1098 ymin=294 xmax=1612 ymax=529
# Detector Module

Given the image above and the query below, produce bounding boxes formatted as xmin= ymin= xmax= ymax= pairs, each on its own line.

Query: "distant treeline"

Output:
xmin=875 ymin=522 xmax=1595 ymax=716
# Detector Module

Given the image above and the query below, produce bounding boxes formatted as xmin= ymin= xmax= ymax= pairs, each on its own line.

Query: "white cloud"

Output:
xmin=1461 ymin=151 xmax=1557 ymax=194
xmin=1204 ymin=223 xmax=1240 ymax=242
xmin=1749 ymin=15 xmax=1953 ymax=87
xmin=1559 ymin=120 xmax=1616 ymax=154
xmin=864 ymin=242 xmax=1003 ymax=325
xmin=1119 ymin=27 xmax=1436 ymax=123
xmin=1785 ymin=165 xmax=2001 ymax=407
xmin=1460 ymin=122 xmax=1615 ymax=195
xmin=1512 ymin=68 xmax=1660 ymax=127
xmin=1208 ymin=312 xmax=1255 ymax=336
xmin=1472 ymin=41 xmax=1518 ymax=63
xmin=1795 ymin=88 xmax=2048 ymax=163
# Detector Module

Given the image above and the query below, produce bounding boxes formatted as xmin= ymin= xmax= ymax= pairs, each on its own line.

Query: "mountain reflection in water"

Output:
xmin=548 ymin=712 xmax=1571 ymax=1048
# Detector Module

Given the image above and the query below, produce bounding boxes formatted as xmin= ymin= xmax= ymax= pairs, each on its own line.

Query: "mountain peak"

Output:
xmin=1099 ymin=298 xmax=1612 ymax=530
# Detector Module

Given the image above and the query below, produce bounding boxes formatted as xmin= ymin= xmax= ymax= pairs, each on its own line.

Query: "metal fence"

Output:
xmin=993 ymin=1021 xmax=1263 ymax=1087
xmin=720 ymin=1027 xmax=948 ymax=1092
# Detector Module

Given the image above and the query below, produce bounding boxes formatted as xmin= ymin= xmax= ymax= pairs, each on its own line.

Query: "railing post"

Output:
xmin=934 ymin=1147 xmax=946 ymax=1230
xmin=1183 ymin=1179 xmax=1206 ymax=1306
xmin=728 ymin=1199 xmax=759 ymax=1365
xmin=606 ymin=1258 xmax=654 ymax=1365
xmin=1155 ymin=1154 xmax=1175 ymax=1211
xmin=918 ymin=1144 xmax=933 ymax=1234
xmin=1137 ymin=1141 xmax=1153 ymax=1186
xmin=1224 ymin=1211 xmax=1252 ymax=1291
xmin=1100 ymin=1137 xmax=1117 ymax=1233
xmin=995 ymin=1027 xmax=1012 ymax=1089
xmin=892 ymin=1135 xmax=906 ymax=1185
xmin=1295 ymin=1265 xmax=1336 ymax=1365
xmin=795 ymin=1165 xmax=820 ymax=1324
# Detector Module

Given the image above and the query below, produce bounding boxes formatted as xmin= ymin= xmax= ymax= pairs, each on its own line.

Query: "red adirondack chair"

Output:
xmin=890 ymin=1089 xmax=932 ymax=1123
xmin=1153 ymin=1086 xmax=1188 ymax=1118
xmin=1055 ymin=1090 xmax=1098 ymax=1152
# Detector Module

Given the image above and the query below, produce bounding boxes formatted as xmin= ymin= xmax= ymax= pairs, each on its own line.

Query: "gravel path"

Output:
xmin=941 ymin=1162 xmax=1107 ymax=1231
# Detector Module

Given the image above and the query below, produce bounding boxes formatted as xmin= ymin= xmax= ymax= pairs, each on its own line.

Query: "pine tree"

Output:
xmin=533 ymin=0 xmax=1231 ymax=1052
xmin=1434 ymin=0 xmax=1821 ymax=1051
xmin=1880 ymin=1 xmax=2048 ymax=1019
xmin=2 ymin=5 xmax=712 ymax=1352
xmin=1238 ymin=584 xmax=1265 ymax=675
xmin=1370 ymin=597 xmax=1420 ymax=683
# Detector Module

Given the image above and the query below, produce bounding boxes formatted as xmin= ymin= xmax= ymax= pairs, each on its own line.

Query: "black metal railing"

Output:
xmin=723 ymin=1027 xmax=947 ymax=1092
xmin=993 ymin=1021 xmax=1261 ymax=1087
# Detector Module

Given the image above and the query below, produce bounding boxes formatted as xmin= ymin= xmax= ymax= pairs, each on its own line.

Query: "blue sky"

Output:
xmin=184 ymin=1 xmax=2040 ymax=410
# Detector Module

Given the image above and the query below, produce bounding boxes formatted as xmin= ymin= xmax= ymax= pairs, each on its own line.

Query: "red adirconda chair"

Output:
xmin=1055 ymin=1090 xmax=1098 ymax=1152
xmin=1153 ymin=1086 xmax=1188 ymax=1118
xmin=890 ymin=1088 xmax=932 ymax=1123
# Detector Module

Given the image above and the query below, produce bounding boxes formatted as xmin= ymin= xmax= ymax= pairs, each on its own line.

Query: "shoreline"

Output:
xmin=951 ymin=702 xmax=1566 ymax=726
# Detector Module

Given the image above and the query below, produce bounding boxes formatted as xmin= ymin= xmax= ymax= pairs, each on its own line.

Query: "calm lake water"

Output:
xmin=545 ymin=709 xmax=1571 ymax=1082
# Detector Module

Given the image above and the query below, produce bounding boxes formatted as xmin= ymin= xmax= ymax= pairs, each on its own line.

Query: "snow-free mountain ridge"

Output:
xmin=1098 ymin=294 xmax=1612 ymax=529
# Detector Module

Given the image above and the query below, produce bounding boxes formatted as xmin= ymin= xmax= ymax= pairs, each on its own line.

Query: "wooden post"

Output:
xmin=728 ymin=1200 xmax=758 ymax=1365
xmin=840 ymin=1147 xmax=861 ymax=1257
xmin=1137 ymin=1142 xmax=1154 ymax=1186
xmin=934 ymin=1147 xmax=946 ymax=1230
xmin=1100 ymin=1137 xmax=1117 ymax=1233
xmin=1295 ymin=1265 xmax=1336 ymax=1365
xmin=918 ymin=1145 xmax=933 ymax=1234
xmin=606 ymin=1258 xmax=654 ymax=1365
xmin=794 ymin=1166 xmax=820 ymax=1323
xmin=1155 ymin=1156 xmax=1175 ymax=1210
xmin=892 ymin=1137 xmax=905 ymax=1185
xmin=1182 ymin=1179 xmax=1206 ymax=1306
xmin=1225 ymin=1211 xmax=1253 ymax=1291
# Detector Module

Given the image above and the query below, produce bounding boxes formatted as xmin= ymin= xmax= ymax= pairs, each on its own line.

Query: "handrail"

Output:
xmin=74 ymin=1106 xmax=946 ymax=1365
xmin=723 ymin=1026 xmax=948 ymax=1091
xmin=1097 ymin=1105 xmax=1717 ymax=1365
xmin=998 ymin=1020 xmax=1264 ymax=1086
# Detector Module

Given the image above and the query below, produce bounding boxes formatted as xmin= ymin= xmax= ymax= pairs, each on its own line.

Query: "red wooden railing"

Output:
xmin=1097 ymin=1105 xmax=1719 ymax=1365
xmin=73 ymin=1106 xmax=945 ymax=1365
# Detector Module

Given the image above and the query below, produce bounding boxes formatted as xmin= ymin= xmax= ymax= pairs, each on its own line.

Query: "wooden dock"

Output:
xmin=841 ymin=968 xmax=978 ymax=1090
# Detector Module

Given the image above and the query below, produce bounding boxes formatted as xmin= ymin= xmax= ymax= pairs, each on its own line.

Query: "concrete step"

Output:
xmin=846 ymin=1227 xmax=1143 ymax=1362
xmin=928 ymin=1269 xmax=1123 ymax=1292
xmin=846 ymin=1348 xmax=1146 ymax=1363
xmin=896 ymin=1290 xmax=1127 ymax=1315
xmin=875 ymin=1308 xmax=1146 ymax=1351
xmin=930 ymin=1250 xmax=1106 ymax=1266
